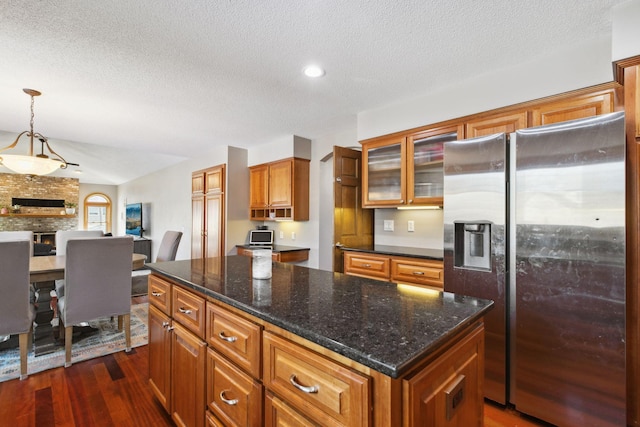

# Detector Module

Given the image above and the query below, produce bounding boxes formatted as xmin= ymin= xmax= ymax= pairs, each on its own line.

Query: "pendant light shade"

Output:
xmin=0 ymin=89 xmax=68 ymax=176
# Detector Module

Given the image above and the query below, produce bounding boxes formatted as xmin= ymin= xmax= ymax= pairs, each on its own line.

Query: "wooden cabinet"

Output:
xmin=149 ymin=304 xmax=172 ymax=411
xmin=192 ymin=165 xmax=226 ymax=260
xmin=236 ymin=246 xmax=309 ymax=263
xmin=207 ymin=348 xmax=263 ymax=427
xmin=265 ymin=392 xmax=318 ymax=426
xmin=344 ymin=251 xmax=443 ymax=289
xmin=148 ymin=275 xmax=206 ymax=427
xmin=205 ymin=301 xmax=264 ymax=426
xmin=391 ymin=258 xmax=444 ymax=288
xmin=343 ymin=251 xmax=390 ymax=280
xmin=530 ymin=90 xmax=614 ymax=127
xmin=149 ymin=272 xmax=485 ymax=426
xmin=172 ymin=322 xmax=207 ymax=427
xmin=403 ymin=323 xmax=484 ymax=427
xmin=362 ymin=126 xmax=461 ymax=208
xmin=206 ymin=303 xmax=262 ymax=378
xmin=249 ymin=158 xmax=310 ymax=221
xmin=263 ymin=331 xmax=370 ymax=427
xmin=465 ymin=112 xmax=527 ymax=138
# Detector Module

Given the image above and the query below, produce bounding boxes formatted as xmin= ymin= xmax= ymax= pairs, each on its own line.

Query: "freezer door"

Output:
xmin=512 ymin=112 xmax=626 ymax=426
xmin=443 ymin=132 xmax=507 ymax=404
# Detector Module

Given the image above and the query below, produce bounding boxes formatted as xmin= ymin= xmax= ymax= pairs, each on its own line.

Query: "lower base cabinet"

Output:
xmin=265 ymin=392 xmax=318 ymax=426
xmin=172 ymin=322 xmax=207 ymax=427
xmin=149 ymin=273 xmax=485 ymax=427
xmin=207 ymin=349 xmax=263 ymax=426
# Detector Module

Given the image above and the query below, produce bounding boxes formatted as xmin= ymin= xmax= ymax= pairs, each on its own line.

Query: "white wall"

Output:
xmin=358 ymin=36 xmax=615 ymax=140
xmin=117 ymin=145 xmax=251 ymax=262
xmin=612 ymin=0 xmax=640 ymax=61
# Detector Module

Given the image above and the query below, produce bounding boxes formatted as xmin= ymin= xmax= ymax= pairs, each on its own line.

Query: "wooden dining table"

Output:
xmin=29 ymin=253 xmax=147 ymax=282
xmin=29 ymin=253 xmax=147 ymax=356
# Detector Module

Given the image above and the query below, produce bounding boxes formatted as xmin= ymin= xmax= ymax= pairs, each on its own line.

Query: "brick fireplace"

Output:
xmin=0 ymin=173 xmax=80 ymax=243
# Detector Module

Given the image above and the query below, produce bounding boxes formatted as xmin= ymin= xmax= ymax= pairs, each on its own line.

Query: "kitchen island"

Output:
xmin=146 ymin=255 xmax=492 ymax=427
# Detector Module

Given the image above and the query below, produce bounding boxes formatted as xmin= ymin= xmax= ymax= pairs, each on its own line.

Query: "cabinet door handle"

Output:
xmin=178 ymin=307 xmax=193 ymax=315
xmin=408 ymin=199 xmax=413 ymax=204
xmin=218 ymin=331 xmax=238 ymax=343
xmin=166 ymin=326 xmax=174 ymax=332
xmin=289 ymin=374 xmax=319 ymax=394
xmin=220 ymin=390 xmax=239 ymax=406
xmin=412 ymin=271 xmax=425 ymax=275
xmin=151 ymin=291 xmax=163 ymax=297
xmin=162 ymin=322 xmax=170 ymax=328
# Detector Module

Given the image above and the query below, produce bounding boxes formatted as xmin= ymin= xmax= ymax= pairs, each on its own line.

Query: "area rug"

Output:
xmin=0 ymin=303 xmax=148 ymax=383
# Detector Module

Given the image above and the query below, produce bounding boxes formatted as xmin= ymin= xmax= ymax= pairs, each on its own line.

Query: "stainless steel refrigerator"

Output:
xmin=443 ymin=112 xmax=626 ymax=427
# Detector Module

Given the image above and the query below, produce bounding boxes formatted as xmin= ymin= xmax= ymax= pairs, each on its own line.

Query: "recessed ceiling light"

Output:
xmin=303 ymin=65 xmax=325 ymax=78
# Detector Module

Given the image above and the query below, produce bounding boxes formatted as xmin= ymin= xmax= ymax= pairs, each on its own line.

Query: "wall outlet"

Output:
xmin=408 ymin=220 xmax=415 ymax=232
xmin=279 ymin=231 xmax=284 ymax=239
xmin=383 ymin=220 xmax=394 ymax=231
xmin=291 ymin=232 xmax=296 ymax=240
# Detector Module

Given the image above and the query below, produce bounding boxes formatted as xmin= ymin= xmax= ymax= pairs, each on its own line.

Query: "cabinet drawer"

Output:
xmin=207 ymin=302 xmax=262 ymax=378
xmin=172 ymin=286 xmax=206 ymax=339
xmin=206 ymin=410 xmax=225 ymax=427
xmin=207 ymin=349 xmax=263 ymax=427
xmin=391 ymin=258 xmax=443 ymax=288
xmin=265 ymin=392 xmax=319 ymax=427
xmin=263 ymin=332 xmax=370 ymax=427
xmin=148 ymin=275 xmax=172 ymax=315
xmin=343 ymin=252 xmax=390 ymax=280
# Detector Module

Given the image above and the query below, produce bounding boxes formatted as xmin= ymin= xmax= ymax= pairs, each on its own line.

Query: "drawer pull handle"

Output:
xmin=362 ymin=263 xmax=371 ymax=268
xmin=412 ymin=271 xmax=425 ymax=275
xmin=219 ymin=390 xmax=239 ymax=406
xmin=218 ymin=332 xmax=238 ymax=343
xmin=289 ymin=374 xmax=319 ymax=394
xmin=178 ymin=307 xmax=193 ymax=315
xmin=151 ymin=291 xmax=163 ymax=297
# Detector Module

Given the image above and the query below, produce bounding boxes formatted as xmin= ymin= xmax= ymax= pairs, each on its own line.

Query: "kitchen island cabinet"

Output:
xmin=146 ymin=255 xmax=492 ymax=426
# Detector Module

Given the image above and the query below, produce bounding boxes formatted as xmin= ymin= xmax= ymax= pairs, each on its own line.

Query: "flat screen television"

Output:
xmin=125 ymin=203 xmax=144 ymax=237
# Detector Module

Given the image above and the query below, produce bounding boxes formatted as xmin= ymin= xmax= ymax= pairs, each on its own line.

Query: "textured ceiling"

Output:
xmin=0 ymin=0 xmax=628 ymax=184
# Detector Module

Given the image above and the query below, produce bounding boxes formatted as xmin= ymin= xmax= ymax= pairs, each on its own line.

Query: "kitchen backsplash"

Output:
xmin=374 ymin=208 xmax=444 ymax=249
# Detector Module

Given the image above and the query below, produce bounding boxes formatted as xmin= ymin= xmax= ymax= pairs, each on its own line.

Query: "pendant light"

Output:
xmin=0 ymin=88 xmax=68 ymax=175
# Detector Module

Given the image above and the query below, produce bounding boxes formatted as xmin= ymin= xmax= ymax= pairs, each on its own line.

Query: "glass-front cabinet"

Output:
xmin=362 ymin=124 xmax=462 ymax=207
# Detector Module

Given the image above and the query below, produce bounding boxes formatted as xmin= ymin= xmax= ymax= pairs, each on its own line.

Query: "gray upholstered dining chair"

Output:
xmin=155 ymin=231 xmax=183 ymax=262
xmin=0 ymin=240 xmax=36 ymax=380
xmin=131 ymin=231 xmax=182 ymax=293
xmin=57 ymin=236 xmax=134 ymax=367
xmin=54 ymin=230 xmax=104 ymax=299
xmin=0 ymin=231 xmax=34 ymax=256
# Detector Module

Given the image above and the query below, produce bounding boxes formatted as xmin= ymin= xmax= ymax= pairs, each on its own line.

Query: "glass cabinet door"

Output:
xmin=408 ymin=127 xmax=461 ymax=205
xmin=363 ymin=137 xmax=405 ymax=205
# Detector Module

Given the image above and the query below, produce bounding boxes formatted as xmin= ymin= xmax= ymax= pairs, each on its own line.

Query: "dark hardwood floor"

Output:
xmin=0 ymin=295 xmax=547 ymax=426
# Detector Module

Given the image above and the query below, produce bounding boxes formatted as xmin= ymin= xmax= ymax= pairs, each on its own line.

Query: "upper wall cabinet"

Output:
xmin=362 ymin=125 xmax=462 ymax=208
xmin=530 ymin=90 xmax=614 ymax=127
xmin=465 ymin=112 xmax=528 ymax=138
xmin=249 ymin=158 xmax=309 ymax=221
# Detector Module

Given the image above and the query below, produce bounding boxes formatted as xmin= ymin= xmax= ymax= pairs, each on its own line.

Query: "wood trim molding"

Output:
xmin=614 ymin=56 xmax=640 ymax=85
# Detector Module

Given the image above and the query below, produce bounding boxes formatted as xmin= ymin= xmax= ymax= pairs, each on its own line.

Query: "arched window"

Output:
xmin=84 ymin=193 xmax=112 ymax=233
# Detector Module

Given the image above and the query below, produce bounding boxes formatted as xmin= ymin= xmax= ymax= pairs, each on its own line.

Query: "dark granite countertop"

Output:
xmin=236 ymin=244 xmax=310 ymax=253
xmin=147 ymin=255 xmax=491 ymax=378
xmin=342 ymin=245 xmax=444 ymax=261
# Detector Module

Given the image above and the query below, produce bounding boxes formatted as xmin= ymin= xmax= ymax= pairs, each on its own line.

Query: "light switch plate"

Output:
xmin=383 ymin=220 xmax=394 ymax=231
xmin=408 ymin=220 xmax=415 ymax=232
